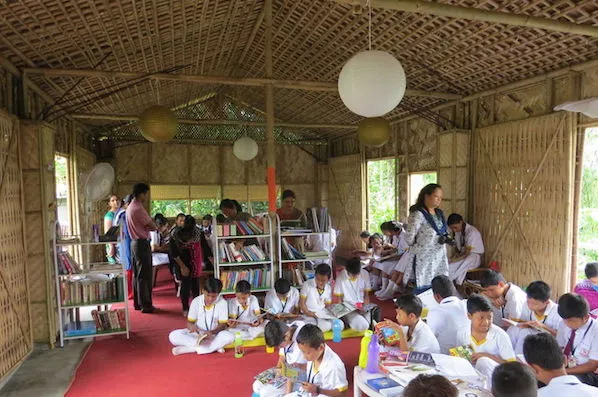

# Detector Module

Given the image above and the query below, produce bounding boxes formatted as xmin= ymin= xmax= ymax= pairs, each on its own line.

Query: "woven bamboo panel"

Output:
xmin=114 ymin=144 xmax=150 ymax=182
xmin=247 ymin=152 xmax=267 ymax=185
xmin=151 ymin=144 xmax=189 ymax=184
xmin=0 ymin=110 xmax=32 ymax=380
xmin=221 ymin=147 xmax=246 ymax=185
xmin=472 ymin=113 xmax=574 ymax=297
xmin=277 ymin=145 xmax=317 ymax=184
xmin=495 ymin=84 xmax=547 ymax=124
xmin=581 ymin=67 xmax=598 ymax=99
xmin=190 ymin=145 xmax=221 ymax=185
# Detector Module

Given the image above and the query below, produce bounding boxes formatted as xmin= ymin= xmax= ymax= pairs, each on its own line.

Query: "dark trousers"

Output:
xmin=131 ymin=239 xmax=153 ymax=310
xmin=576 ymin=372 xmax=598 ymax=387
xmin=180 ymin=276 xmax=200 ymax=311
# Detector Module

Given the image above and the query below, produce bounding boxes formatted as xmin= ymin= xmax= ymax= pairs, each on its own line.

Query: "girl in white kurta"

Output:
xmin=447 ymin=218 xmax=485 ymax=285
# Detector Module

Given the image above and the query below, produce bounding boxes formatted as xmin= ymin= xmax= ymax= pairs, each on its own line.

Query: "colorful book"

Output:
xmin=366 ymin=377 xmax=401 ymax=392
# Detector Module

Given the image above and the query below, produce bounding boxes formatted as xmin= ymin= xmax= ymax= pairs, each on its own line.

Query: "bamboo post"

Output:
xmin=265 ymin=0 xmax=276 ymax=213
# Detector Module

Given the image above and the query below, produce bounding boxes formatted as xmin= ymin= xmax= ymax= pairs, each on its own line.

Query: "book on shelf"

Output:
xmin=60 ymin=275 xmax=124 ymax=305
xmin=281 ymin=238 xmax=306 ymax=260
xmin=216 ymin=218 xmax=265 ymax=237
xmin=91 ymin=309 xmax=126 ymax=332
xmin=57 ymin=251 xmax=81 ymax=275
xmin=219 ymin=267 xmax=271 ymax=291
xmin=306 ymin=207 xmax=329 ymax=232
xmin=218 ymin=242 xmax=267 ymax=263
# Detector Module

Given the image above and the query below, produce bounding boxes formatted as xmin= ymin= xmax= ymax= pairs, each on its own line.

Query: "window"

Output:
xmin=54 ymin=155 xmax=71 ymax=236
xmin=367 ymin=159 xmax=396 ymax=233
xmin=190 ymin=199 xmax=220 ymax=218
xmin=578 ymin=127 xmax=598 ymax=281
xmin=150 ymin=200 xmax=188 ymax=217
xmin=409 ymin=172 xmax=437 ymax=207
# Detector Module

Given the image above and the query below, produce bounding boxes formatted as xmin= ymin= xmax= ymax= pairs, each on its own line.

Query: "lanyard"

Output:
xmin=284 ymin=342 xmax=294 ymax=362
xmin=279 ymin=297 xmax=288 ymax=313
xmin=571 ymin=320 xmax=594 ymax=355
xmin=203 ymin=305 xmax=215 ymax=331
xmin=317 ymin=287 xmax=325 ymax=298
xmin=237 ymin=303 xmax=248 ymax=320
xmin=530 ymin=310 xmax=548 ymax=323
xmin=307 ymin=363 xmax=319 ymax=384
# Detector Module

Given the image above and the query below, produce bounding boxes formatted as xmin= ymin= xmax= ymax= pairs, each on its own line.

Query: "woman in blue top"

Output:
xmin=115 ymin=194 xmax=133 ymax=299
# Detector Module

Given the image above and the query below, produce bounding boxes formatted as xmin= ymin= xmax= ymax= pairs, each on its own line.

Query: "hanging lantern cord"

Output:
xmin=368 ymin=0 xmax=372 ymax=51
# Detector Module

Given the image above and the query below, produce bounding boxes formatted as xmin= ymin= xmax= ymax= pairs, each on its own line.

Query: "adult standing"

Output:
xmin=276 ymin=189 xmax=305 ymax=223
xmin=447 ymin=213 xmax=485 ymax=285
xmin=403 ymin=183 xmax=450 ymax=293
xmin=104 ymin=194 xmax=120 ymax=264
xmin=127 ymin=183 xmax=158 ymax=313
xmin=114 ymin=194 xmax=133 ymax=299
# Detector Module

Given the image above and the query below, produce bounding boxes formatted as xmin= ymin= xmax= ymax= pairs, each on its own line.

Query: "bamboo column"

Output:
xmin=265 ymin=0 xmax=276 ymax=213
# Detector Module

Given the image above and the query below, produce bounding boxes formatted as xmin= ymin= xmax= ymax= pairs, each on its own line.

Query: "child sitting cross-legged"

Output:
xmin=265 ymin=278 xmax=301 ymax=320
xmin=227 ymin=280 xmax=265 ymax=340
xmin=287 ymin=324 xmax=348 ymax=397
xmin=168 ymin=277 xmax=234 ymax=355
xmin=452 ymin=294 xmax=516 ymax=386
xmin=333 ymin=257 xmax=372 ymax=332
xmin=300 ymin=264 xmax=342 ymax=333
xmin=376 ymin=294 xmax=440 ymax=353
xmin=252 ymin=319 xmax=307 ymax=397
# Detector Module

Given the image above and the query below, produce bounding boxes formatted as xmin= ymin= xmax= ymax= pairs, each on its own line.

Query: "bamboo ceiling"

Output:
xmin=0 ymin=0 xmax=597 ymax=143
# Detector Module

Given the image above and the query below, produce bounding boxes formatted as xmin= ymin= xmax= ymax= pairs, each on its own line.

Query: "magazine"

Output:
xmin=449 ymin=345 xmax=474 ymax=361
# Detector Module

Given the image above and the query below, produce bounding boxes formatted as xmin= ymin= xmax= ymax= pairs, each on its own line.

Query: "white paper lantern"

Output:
xmin=233 ymin=136 xmax=258 ymax=161
xmin=338 ymin=50 xmax=406 ymax=117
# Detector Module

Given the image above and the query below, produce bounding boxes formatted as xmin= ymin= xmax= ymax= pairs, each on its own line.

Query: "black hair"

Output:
xmin=204 ymin=277 xmax=223 ymax=294
xmin=368 ymin=233 xmax=384 ymax=245
xmin=409 ymin=183 xmax=442 ymax=213
xmin=235 ymin=280 xmax=251 ymax=294
xmin=345 ymin=257 xmax=361 ymax=276
xmin=154 ymin=214 xmax=168 ymax=227
xmin=480 ymin=270 xmax=505 ymax=288
xmin=315 ymin=263 xmax=331 ymax=278
xmin=585 ymin=262 xmax=598 ymax=279
xmin=359 ymin=231 xmax=371 ymax=239
xmin=380 ymin=221 xmax=391 ymax=232
xmin=296 ymin=324 xmax=325 ymax=349
xmin=281 ymin=190 xmax=296 ymax=200
xmin=491 ymin=362 xmax=538 ymax=397
xmin=132 ymin=183 xmax=150 ymax=198
xmin=181 ymin=215 xmax=196 ymax=232
xmin=176 ymin=213 xmax=185 ymax=219
xmin=264 ymin=320 xmax=290 ymax=348
xmin=525 ymin=281 xmax=551 ymax=302
xmin=232 ymin=200 xmax=243 ymax=212
xmin=394 ymin=294 xmax=423 ymax=317
xmin=216 ymin=214 xmax=226 ymax=222
xmin=557 ymin=293 xmax=589 ymax=319
xmin=466 ymin=294 xmax=493 ymax=315
xmin=123 ymin=194 xmax=133 ymax=205
xmin=523 ymin=333 xmax=564 ymax=370
xmin=274 ymin=278 xmax=291 ymax=295
xmin=431 ymin=275 xmax=457 ymax=299
xmin=403 ymin=374 xmax=458 ymax=397
xmin=446 ymin=213 xmax=463 ymax=225
xmin=380 ymin=221 xmax=402 ymax=233
xmin=219 ymin=199 xmax=236 ymax=210
xmin=202 ymin=214 xmax=213 ymax=221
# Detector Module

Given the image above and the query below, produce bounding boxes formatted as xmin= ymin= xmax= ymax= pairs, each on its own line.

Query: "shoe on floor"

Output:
xmin=217 ymin=348 xmax=225 ymax=354
xmin=141 ymin=306 xmax=158 ymax=313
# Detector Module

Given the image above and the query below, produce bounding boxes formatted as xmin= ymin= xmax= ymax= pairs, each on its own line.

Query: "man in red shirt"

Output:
xmin=126 ymin=183 xmax=158 ymax=313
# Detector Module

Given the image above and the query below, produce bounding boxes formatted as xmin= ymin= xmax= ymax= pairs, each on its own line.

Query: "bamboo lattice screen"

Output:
xmin=0 ymin=110 xmax=32 ymax=379
xmin=472 ymin=112 xmax=575 ymax=297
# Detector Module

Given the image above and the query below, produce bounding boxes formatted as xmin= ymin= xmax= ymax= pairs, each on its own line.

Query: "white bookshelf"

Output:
xmin=212 ymin=216 xmax=275 ymax=294
xmin=52 ymin=221 xmax=130 ymax=347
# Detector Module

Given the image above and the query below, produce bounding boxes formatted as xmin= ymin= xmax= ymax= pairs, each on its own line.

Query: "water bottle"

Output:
xmin=234 ymin=332 xmax=244 ymax=358
xmin=332 ymin=319 xmax=343 ymax=343
xmin=365 ymin=334 xmax=380 ymax=373
xmin=358 ymin=330 xmax=373 ymax=368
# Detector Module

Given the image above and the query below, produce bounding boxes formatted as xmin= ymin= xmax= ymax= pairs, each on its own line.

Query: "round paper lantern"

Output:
xmin=233 ymin=136 xmax=258 ymax=161
xmin=358 ymin=117 xmax=390 ymax=147
xmin=338 ymin=50 xmax=406 ymax=117
xmin=138 ymin=106 xmax=178 ymax=143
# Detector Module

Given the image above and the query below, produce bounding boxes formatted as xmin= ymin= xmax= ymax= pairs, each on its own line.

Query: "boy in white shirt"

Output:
xmin=481 ymin=270 xmax=527 ymax=328
xmin=524 ymin=333 xmax=598 ymax=396
xmin=507 ymin=281 xmax=561 ymax=354
xmin=265 ymin=278 xmax=300 ymax=319
xmin=426 ymin=275 xmax=468 ymax=354
xmin=377 ymin=294 xmax=440 ymax=353
xmin=168 ymin=277 xmax=234 ymax=355
xmin=556 ymin=293 xmax=598 ymax=386
xmin=300 ymin=264 xmax=339 ymax=333
xmin=453 ymin=294 xmax=516 ymax=386
xmin=334 ymin=257 xmax=372 ymax=332
xmin=227 ymin=280 xmax=265 ymax=340
xmin=491 ymin=362 xmax=538 ymax=397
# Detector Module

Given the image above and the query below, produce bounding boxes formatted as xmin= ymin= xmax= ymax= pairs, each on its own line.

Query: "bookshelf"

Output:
xmin=52 ymin=221 xmax=130 ymax=347
xmin=277 ymin=208 xmax=334 ymax=287
xmin=212 ymin=216 xmax=275 ymax=294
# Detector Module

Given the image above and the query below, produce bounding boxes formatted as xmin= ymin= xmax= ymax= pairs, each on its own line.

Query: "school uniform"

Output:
xmin=556 ymin=318 xmax=598 ymax=386
xmin=454 ymin=324 xmax=516 ymax=386
xmin=227 ymin=294 xmax=265 ymax=340
xmin=150 ymin=230 xmax=170 ymax=266
xmin=405 ymin=319 xmax=440 ymax=354
xmin=300 ymin=279 xmax=335 ymax=332
xmin=538 ymin=375 xmax=598 ymax=397
xmin=492 ymin=283 xmax=528 ymax=327
xmin=334 ymin=269 xmax=371 ymax=331
xmin=285 ymin=344 xmax=348 ymax=397
xmin=265 ymin=286 xmax=300 ymax=315
xmin=168 ymin=295 xmax=233 ymax=354
xmin=373 ymin=234 xmax=408 ymax=276
xmin=448 ymin=224 xmax=485 ymax=285
xmin=507 ymin=300 xmax=561 ymax=354
xmin=426 ymin=296 xmax=469 ymax=354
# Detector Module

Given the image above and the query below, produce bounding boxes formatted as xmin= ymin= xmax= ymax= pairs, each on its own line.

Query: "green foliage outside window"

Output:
xmin=150 ymin=200 xmax=188 ymax=217
xmin=578 ymin=128 xmax=598 ymax=280
xmin=190 ymin=199 xmax=220 ymax=218
xmin=367 ymin=159 xmax=396 ymax=234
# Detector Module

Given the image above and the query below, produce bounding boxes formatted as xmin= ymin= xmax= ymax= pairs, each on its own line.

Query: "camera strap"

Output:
xmin=417 ymin=208 xmax=448 ymax=236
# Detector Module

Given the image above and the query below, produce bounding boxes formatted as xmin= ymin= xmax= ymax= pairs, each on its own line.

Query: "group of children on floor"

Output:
xmin=168 ymin=262 xmax=598 ymax=396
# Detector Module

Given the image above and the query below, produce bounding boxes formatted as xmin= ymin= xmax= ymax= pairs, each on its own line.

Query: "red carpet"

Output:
xmin=66 ymin=274 xmax=396 ymax=397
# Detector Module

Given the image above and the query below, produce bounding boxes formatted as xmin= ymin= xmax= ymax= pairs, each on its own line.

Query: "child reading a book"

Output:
xmin=377 ymin=294 xmax=440 ymax=353
xmin=227 ymin=280 xmax=265 ymax=340
xmin=265 ymin=278 xmax=300 ymax=319
xmin=168 ymin=277 xmax=233 ymax=355
xmin=556 ymin=293 xmax=598 ymax=386
xmin=507 ymin=280 xmax=561 ymax=354
xmin=480 ymin=270 xmax=527 ymax=328
xmin=252 ymin=320 xmax=308 ymax=397
xmin=334 ymin=257 xmax=372 ymax=332
xmin=491 ymin=362 xmax=538 ymax=397
xmin=289 ymin=324 xmax=348 ymax=397
xmin=452 ymin=294 xmax=516 ymax=385
xmin=300 ymin=264 xmax=340 ymax=333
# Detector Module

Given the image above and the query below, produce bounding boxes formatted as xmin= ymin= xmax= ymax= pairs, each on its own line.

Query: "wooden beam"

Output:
xmin=22 ymin=67 xmax=461 ymax=99
xmin=338 ymin=0 xmax=598 ymax=37
xmin=69 ymin=113 xmax=357 ymax=130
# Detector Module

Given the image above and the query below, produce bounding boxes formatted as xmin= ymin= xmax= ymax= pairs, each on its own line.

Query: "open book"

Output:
xmin=502 ymin=318 xmax=550 ymax=334
xmin=196 ymin=333 xmax=211 ymax=346
xmin=317 ymin=302 xmax=377 ymax=320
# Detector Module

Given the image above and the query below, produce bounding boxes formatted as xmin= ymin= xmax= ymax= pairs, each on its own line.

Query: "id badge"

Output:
xmin=567 ymin=356 xmax=577 ymax=368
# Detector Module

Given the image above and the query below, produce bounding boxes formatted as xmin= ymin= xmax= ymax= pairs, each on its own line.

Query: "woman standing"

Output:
xmin=276 ymin=190 xmax=305 ymax=222
xmin=115 ymin=195 xmax=133 ymax=299
xmin=104 ymin=194 xmax=120 ymax=264
xmin=403 ymin=184 xmax=450 ymax=293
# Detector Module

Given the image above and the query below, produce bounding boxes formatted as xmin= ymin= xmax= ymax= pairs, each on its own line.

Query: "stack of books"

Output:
xmin=281 ymin=238 xmax=306 ymax=260
xmin=216 ymin=218 xmax=265 ymax=237
xmin=57 ymin=251 xmax=81 ymax=275
xmin=59 ymin=276 xmax=125 ymax=305
xmin=306 ymin=207 xmax=329 ymax=232
xmin=220 ymin=268 xmax=271 ymax=291
xmin=218 ymin=242 xmax=267 ymax=263
xmin=91 ymin=309 xmax=126 ymax=332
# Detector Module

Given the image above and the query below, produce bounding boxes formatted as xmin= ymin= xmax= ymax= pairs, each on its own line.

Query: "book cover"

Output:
xmin=449 ymin=345 xmax=474 ymax=361
xmin=366 ymin=377 xmax=401 ymax=392
xmin=407 ymin=351 xmax=435 ymax=367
